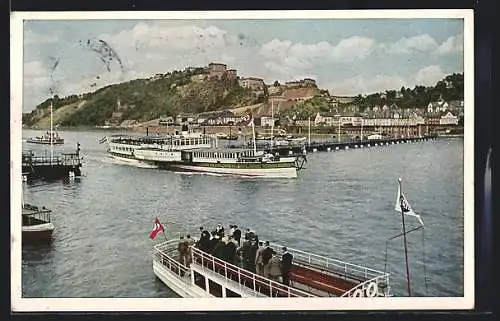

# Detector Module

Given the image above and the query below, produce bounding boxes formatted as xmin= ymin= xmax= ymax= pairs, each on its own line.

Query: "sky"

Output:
xmin=21 ymin=15 xmax=465 ymax=112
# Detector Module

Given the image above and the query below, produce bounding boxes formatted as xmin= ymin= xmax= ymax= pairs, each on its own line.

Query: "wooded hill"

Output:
xmin=22 ymin=68 xmax=464 ymax=127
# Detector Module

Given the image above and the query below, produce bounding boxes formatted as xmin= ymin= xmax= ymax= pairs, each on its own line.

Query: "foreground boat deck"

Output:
xmin=153 ymin=239 xmax=391 ymax=298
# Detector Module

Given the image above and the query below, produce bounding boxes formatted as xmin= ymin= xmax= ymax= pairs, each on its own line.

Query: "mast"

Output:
xmin=308 ymin=116 xmax=311 ymax=146
xmin=338 ymin=117 xmax=341 ymax=142
xmin=360 ymin=119 xmax=363 ymax=141
xmin=252 ymin=119 xmax=256 ymax=155
xmin=50 ymin=98 xmax=54 ymax=163
xmin=398 ymin=177 xmax=412 ymax=296
xmin=270 ymin=100 xmax=274 ymax=151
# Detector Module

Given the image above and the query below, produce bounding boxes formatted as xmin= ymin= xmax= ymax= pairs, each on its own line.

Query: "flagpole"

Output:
xmin=252 ymin=119 xmax=256 ymax=155
xmin=398 ymin=177 xmax=412 ymax=296
xmin=308 ymin=116 xmax=311 ymax=146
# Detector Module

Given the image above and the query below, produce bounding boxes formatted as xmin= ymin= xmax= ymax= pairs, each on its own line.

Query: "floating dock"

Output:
xmin=22 ymin=143 xmax=83 ymax=181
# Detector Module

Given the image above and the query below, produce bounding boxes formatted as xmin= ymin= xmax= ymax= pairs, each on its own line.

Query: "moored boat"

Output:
xmin=26 ymin=130 xmax=64 ymax=145
xmin=22 ymin=203 xmax=55 ymax=244
xmin=152 ymin=230 xmax=391 ymax=298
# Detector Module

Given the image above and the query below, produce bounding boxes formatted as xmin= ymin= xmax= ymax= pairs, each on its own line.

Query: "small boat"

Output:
xmin=22 ymin=203 xmax=55 ymax=243
xmin=26 ymin=98 xmax=64 ymax=145
xmin=152 ymin=228 xmax=391 ymax=298
xmin=26 ymin=130 xmax=64 ymax=145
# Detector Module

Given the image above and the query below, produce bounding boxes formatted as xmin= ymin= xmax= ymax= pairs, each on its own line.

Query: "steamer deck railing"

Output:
xmin=153 ymin=239 xmax=390 ymax=298
xmin=269 ymin=242 xmax=391 ymax=297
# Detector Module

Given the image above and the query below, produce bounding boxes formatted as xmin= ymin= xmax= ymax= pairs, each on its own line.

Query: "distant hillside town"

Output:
xmin=23 ymin=61 xmax=464 ymax=137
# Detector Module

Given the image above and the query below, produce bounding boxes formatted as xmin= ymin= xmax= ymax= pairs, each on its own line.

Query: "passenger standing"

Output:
xmin=261 ymin=241 xmax=273 ymax=278
xmin=240 ymin=238 xmax=253 ymax=271
xmin=255 ymin=241 xmax=265 ymax=275
xmin=215 ymin=224 xmax=225 ymax=238
xmin=185 ymin=235 xmax=195 ymax=266
xmin=232 ymin=226 xmax=242 ymax=246
xmin=281 ymin=247 xmax=293 ymax=286
xmin=228 ymin=225 xmax=236 ymax=237
xmin=269 ymin=251 xmax=282 ymax=282
xmin=177 ymin=236 xmax=187 ymax=265
xmin=208 ymin=232 xmax=219 ymax=253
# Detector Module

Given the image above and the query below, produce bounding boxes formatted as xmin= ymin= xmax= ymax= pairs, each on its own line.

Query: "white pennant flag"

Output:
xmin=395 ymin=181 xmax=424 ymax=226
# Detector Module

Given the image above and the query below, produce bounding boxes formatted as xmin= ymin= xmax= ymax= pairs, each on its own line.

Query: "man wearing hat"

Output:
xmin=281 ymin=247 xmax=293 ymax=286
xmin=232 ymin=225 xmax=242 ymax=246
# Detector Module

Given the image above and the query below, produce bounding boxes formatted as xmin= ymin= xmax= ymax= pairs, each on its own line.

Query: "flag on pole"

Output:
xmin=395 ymin=182 xmax=424 ymax=226
xmin=99 ymin=136 xmax=108 ymax=144
xmin=149 ymin=217 xmax=165 ymax=240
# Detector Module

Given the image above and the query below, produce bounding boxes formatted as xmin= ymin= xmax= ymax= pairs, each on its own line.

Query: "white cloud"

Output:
xmin=380 ymin=34 xmax=439 ymax=54
xmin=327 ymin=65 xmax=447 ymax=96
xmin=259 ymin=39 xmax=292 ymax=59
xmin=260 ymin=36 xmax=375 ymax=63
xmin=24 ymin=29 xmax=59 ymax=45
xmin=258 ymin=36 xmax=376 ymax=82
xmin=220 ymin=53 xmax=235 ymax=64
xmin=99 ymin=23 xmax=228 ymax=55
xmin=434 ymin=34 xmax=464 ymax=55
xmin=414 ymin=65 xmax=445 ymax=86
xmin=332 ymin=36 xmax=376 ymax=62
xmin=24 ymin=61 xmax=47 ymax=77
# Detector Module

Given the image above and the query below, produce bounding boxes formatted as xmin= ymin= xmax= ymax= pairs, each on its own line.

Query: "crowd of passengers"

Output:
xmin=177 ymin=224 xmax=293 ymax=286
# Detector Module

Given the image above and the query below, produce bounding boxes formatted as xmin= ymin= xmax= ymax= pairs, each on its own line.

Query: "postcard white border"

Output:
xmin=11 ymin=9 xmax=474 ymax=312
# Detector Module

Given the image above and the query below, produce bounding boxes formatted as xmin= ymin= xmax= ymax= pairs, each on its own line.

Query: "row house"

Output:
xmin=440 ymin=111 xmax=459 ymax=125
xmin=260 ymin=115 xmax=276 ymax=127
xmin=340 ymin=116 xmax=363 ymax=126
xmin=197 ymin=110 xmax=239 ymax=126
xmin=314 ymin=112 xmax=338 ymax=126
xmin=427 ymin=95 xmax=448 ymax=113
xmin=159 ymin=116 xmax=175 ymax=126
xmin=425 ymin=110 xmax=459 ymax=126
xmin=363 ymin=118 xmax=418 ymax=127
xmin=175 ymin=113 xmax=196 ymax=125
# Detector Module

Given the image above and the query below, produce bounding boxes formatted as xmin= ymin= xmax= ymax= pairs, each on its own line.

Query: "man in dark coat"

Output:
xmin=261 ymin=241 xmax=273 ymax=267
xmin=232 ymin=225 xmax=242 ymax=246
xmin=281 ymin=247 xmax=293 ymax=286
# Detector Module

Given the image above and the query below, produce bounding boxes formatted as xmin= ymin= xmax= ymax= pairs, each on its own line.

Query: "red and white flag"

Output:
xmin=149 ymin=217 xmax=165 ymax=240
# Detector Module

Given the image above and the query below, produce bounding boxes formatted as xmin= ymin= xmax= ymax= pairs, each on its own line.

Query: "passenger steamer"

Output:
xmin=106 ymin=125 xmax=304 ymax=178
xmin=152 ymin=237 xmax=391 ymax=298
xmin=106 ymin=128 xmax=213 ymax=167
xmin=135 ymin=148 xmax=302 ymax=179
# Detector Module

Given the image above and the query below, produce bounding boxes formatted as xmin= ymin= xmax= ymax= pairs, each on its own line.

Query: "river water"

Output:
xmin=19 ymin=129 xmax=465 ymax=298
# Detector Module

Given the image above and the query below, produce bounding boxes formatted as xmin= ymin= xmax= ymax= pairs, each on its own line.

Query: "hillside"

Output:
xmin=22 ymin=69 xmax=464 ymax=128
xmin=23 ymin=68 xmax=261 ymax=127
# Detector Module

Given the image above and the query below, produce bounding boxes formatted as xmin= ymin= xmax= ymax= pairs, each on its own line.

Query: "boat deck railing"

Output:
xmin=153 ymin=241 xmax=191 ymax=279
xmin=190 ymin=245 xmax=316 ymax=298
xmin=22 ymin=204 xmax=52 ymax=223
xmin=269 ymin=242 xmax=391 ymax=297
xmin=22 ymin=152 xmax=82 ymax=167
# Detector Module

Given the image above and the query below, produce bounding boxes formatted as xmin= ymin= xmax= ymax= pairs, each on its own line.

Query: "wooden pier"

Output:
xmin=22 ymin=143 xmax=83 ymax=181
xmin=260 ymin=134 xmax=439 ymax=156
